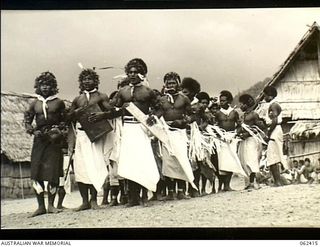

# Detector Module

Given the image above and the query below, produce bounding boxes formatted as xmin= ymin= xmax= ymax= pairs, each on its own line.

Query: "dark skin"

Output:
xmin=267 ymin=101 xmax=282 ymax=138
xmin=115 ymin=83 xmax=158 ymax=115
xmin=238 ymin=101 xmax=266 ymax=187
xmin=157 ymin=79 xmax=192 ymax=199
xmin=238 ymin=102 xmax=265 ymax=139
xmin=192 ymin=98 xmax=210 ymax=131
xmin=68 ymin=76 xmax=112 ymax=123
xmin=191 ymin=97 xmax=213 ymax=195
xmin=262 ymin=92 xmax=282 ymax=138
xmin=215 ymin=96 xmax=241 ymax=131
xmin=68 ymin=76 xmax=112 ymax=211
xmin=156 ymin=79 xmax=192 ymax=128
xmin=114 ymin=67 xmax=159 ymax=123
xmin=181 ymin=87 xmax=197 ymax=102
xmin=214 ymin=95 xmax=240 ymax=191
xmin=24 ymin=82 xmax=66 ymax=216
xmin=114 ymin=66 xmax=159 ymax=207
xmin=207 ymin=105 xmax=219 ymax=125
xmin=25 ymin=83 xmax=66 ymax=137
xmin=262 ymin=92 xmax=283 ymax=186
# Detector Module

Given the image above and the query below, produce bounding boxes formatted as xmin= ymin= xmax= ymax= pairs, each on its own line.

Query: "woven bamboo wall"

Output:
xmin=275 ymin=59 xmax=320 ymax=120
xmin=1 ymin=160 xmax=34 ymax=199
xmin=288 ymin=140 xmax=320 ymax=167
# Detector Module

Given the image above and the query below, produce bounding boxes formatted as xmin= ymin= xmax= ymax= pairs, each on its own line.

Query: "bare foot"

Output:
xmin=90 ymin=200 xmax=100 ymax=210
xmin=141 ymin=201 xmax=149 ymax=207
xmin=245 ymin=183 xmax=254 ymax=190
xmin=201 ymin=191 xmax=208 ymax=196
xmin=30 ymin=207 xmax=46 ymax=217
xmin=47 ymin=205 xmax=61 ymax=214
xmin=272 ymin=183 xmax=282 ymax=187
xmin=125 ymin=201 xmax=140 ymax=207
xmin=74 ymin=203 xmax=91 ymax=212
xmin=223 ymin=187 xmax=234 ymax=192
xmin=100 ymin=199 xmax=109 ymax=206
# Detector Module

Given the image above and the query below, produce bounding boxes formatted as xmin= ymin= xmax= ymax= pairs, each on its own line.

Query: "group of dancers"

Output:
xmin=24 ymin=58 xmax=284 ymax=217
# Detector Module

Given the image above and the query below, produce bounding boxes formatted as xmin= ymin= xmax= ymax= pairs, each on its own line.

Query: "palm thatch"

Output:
xmin=256 ymin=22 xmax=320 ymax=120
xmin=289 ymin=121 xmax=320 ymax=140
xmin=1 ymin=91 xmax=71 ymax=163
xmin=257 ymin=22 xmax=320 ymax=101
xmin=280 ymin=102 xmax=320 ymax=120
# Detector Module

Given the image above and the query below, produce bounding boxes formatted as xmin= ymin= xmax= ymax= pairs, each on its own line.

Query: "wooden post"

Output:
xmin=289 ymin=150 xmax=320 ymax=159
xmin=317 ymin=31 xmax=320 ymax=78
xmin=19 ymin=162 xmax=25 ymax=199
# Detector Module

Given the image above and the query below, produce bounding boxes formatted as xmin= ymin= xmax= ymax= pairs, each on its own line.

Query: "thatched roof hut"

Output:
xmin=1 ymin=91 xmax=38 ymax=162
xmin=256 ymin=22 xmax=320 ymax=166
xmin=290 ymin=121 xmax=320 ymax=141
xmin=257 ymin=22 xmax=320 ymax=121
xmin=1 ymin=91 xmax=72 ymax=162
xmin=1 ymin=91 xmax=71 ymax=198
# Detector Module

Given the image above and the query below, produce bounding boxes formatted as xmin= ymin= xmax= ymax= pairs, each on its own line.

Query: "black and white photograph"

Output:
xmin=1 ymin=6 xmax=320 ymax=234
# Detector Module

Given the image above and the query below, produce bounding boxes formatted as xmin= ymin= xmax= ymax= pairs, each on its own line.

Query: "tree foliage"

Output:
xmin=233 ymin=77 xmax=271 ymax=105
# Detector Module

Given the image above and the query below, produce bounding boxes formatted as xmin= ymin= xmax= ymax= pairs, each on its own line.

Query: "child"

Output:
xmin=296 ymin=158 xmax=313 ymax=183
xmin=309 ymin=158 xmax=320 ymax=184
xmin=289 ymin=160 xmax=299 ymax=184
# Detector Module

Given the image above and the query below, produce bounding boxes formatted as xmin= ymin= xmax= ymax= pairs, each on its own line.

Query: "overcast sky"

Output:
xmin=2 ymin=8 xmax=320 ymax=100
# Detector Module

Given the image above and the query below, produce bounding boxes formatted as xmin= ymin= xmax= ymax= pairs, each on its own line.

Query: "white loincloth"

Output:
xmin=162 ymin=128 xmax=195 ymax=187
xmin=74 ymin=129 xmax=108 ymax=192
xmin=103 ymin=117 xmax=122 ymax=164
xmin=216 ymin=135 xmax=247 ymax=177
xmin=59 ymin=155 xmax=72 ymax=194
xmin=267 ymin=125 xmax=284 ymax=167
xmin=238 ymin=137 xmax=262 ymax=175
xmin=117 ymin=122 xmax=160 ymax=192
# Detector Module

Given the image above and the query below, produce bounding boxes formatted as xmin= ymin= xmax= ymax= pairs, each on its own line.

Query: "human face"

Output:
xmin=239 ymin=102 xmax=248 ymax=112
xmin=39 ymin=82 xmax=53 ymax=98
xmin=219 ymin=96 xmax=229 ymax=109
xmin=263 ymin=93 xmax=273 ymax=103
xmin=268 ymin=109 xmax=276 ymax=119
xmin=210 ymin=106 xmax=219 ymax=114
xmin=127 ymin=67 xmax=141 ymax=84
xmin=82 ymin=76 xmax=96 ymax=91
xmin=181 ymin=88 xmax=195 ymax=100
xmin=165 ymin=79 xmax=178 ymax=94
xmin=199 ymin=99 xmax=209 ymax=111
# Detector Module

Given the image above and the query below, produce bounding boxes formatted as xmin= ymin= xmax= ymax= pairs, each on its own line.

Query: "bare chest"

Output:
xmin=75 ymin=93 xmax=103 ymax=108
xmin=121 ymin=86 xmax=151 ymax=103
xmin=34 ymin=99 xmax=62 ymax=114
xmin=243 ymin=112 xmax=257 ymax=126
xmin=161 ymin=96 xmax=186 ymax=111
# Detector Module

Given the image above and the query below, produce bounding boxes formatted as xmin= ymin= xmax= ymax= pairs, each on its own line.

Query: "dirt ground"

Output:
xmin=1 ymin=176 xmax=320 ymax=229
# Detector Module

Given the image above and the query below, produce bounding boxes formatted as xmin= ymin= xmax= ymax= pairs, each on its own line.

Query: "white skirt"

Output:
xmin=217 ymin=138 xmax=247 ymax=177
xmin=117 ymin=122 xmax=160 ymax=192
xmin=267 ymin=125 xmax=284 ymax=167
xmin=162 ymin=128 xmax=195 ymax=186
xmin=103 ymin=117 xmax=122 ymax=164
xmin=74 ymin=129 xmax=108 ymax=192
xmin=238 ymin=137 xmax=262 ymax=175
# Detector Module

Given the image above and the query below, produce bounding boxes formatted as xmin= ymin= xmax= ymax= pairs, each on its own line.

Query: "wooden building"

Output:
xmin=257 ymin=22 xmax=320 ymax=167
